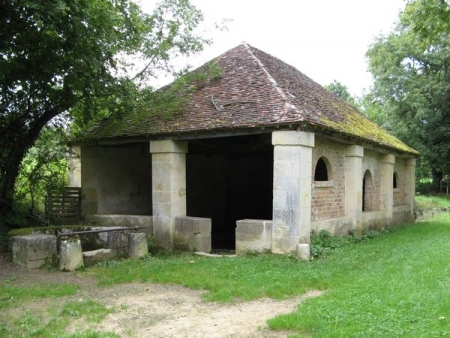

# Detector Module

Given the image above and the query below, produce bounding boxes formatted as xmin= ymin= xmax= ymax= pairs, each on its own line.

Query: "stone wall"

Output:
xmin=362 ymin=150 xmax=382 ymax=212
xmin=394 ymin=158 xmax=407 ymax=207
xmin=311 ymin=137 xmax=346 ymax=221
xmin=81 ymin=143 xmax=152 ymax=215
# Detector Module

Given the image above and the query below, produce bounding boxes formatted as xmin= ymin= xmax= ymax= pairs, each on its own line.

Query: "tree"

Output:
xmin=325 ymin=80 xmax=359 ymax=108
xmin=366 ymin=0 xmax=450 ymax=191
xmin=0 ymin=0 xmax=211 ymax=221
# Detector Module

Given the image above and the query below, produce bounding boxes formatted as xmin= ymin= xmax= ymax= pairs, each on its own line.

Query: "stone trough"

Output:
xmin=11 ymin=226 xmax=149 ymax=271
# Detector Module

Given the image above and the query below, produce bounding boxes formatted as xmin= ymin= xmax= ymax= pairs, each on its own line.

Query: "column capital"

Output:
xmin=150 ymin=140 xmax=188 ymax=154
xmin=381 ymin=154 xmax=395 ymax=164
xmin=272 ymin=131 xmax=315 ymax=147
xmin=345 ymin=145 xmax=364 ymax=158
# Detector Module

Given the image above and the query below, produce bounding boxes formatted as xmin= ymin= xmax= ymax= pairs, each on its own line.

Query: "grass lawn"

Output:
xmin=89 ymin=212 xmax=450 ymax=337
xmin=2 ymin=195 xmax=450 ymax=337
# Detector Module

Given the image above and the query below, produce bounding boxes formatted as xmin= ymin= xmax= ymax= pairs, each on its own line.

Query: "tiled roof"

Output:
xmin=86 ymin=43 xmax=417 ymax=155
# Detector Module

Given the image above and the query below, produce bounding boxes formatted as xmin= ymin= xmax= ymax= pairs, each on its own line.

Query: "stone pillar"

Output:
xmin=405 ymin=158 xmax=416 ymax=220
xmin=68 ymin=146 xmax=81 ymax=187
xmin=60 ymin=239 xmax=83 ymax=272
xmin=380 ymin=154 xmax=395 ymax=226
xmin=128 ymin=233 xmax=149 ymax=258
xmin=345 ymin=145 xmax=364 ymax=233
xmin=150 ymin=140 xmax=188 ymax=248
xmin=272 ymin=131 xmax=314 ymax=254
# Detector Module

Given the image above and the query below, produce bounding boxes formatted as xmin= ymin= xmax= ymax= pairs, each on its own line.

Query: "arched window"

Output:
xmin=314 ymin=157 xmax=331 ymax=181
xmin=393 ymin=172 xmax=398 ymax=189
xmin=362 ymin=170 xmax=373 ymax=212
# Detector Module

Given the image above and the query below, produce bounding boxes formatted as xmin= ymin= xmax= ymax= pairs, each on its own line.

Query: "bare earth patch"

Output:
xmin=0 ymin=253 xmax=322 ymax=337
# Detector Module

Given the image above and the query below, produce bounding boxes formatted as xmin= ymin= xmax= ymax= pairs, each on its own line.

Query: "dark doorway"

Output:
xmin=186 ymin=134 xmax=273 ymax=250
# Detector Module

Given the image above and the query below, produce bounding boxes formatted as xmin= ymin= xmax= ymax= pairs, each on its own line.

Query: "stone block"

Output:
xmin=108 ymin=232 xmax=128 ymax=257
xmin=174 ymin=216 xmax=211 ymax=253
xmin=82 ymin=249 xmax=115 ymax=267
xmin=60 ymin=239 xmax=84 ymax=271
xmin=127 ymin=233 xmax=148 ymax=258
xmin=297 ymin=244 xmax=310 ymax=260
xmin=272 ymin=131 xmax=315 ymax=147
xmin=236 ymin=220 xmax=272 ymax=255
xmin=150 ymin=140 xmax=188 ymax=154
xmin=12 ymin=235 xmax=56 ymax=269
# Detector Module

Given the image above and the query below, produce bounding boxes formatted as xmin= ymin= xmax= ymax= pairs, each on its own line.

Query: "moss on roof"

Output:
xmin=83 ymin=43 xmax=417 ymax=156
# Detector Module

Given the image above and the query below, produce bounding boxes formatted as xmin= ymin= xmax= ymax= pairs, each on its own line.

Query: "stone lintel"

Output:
xmin=381 ymin=154 xmax=395 ymax=164
xmin=272 ymin=131 xmax=315 ymax=147
xmin=345 ymin=144 xmax=364 ymax=157
xmin=150 ymin=140 xmax=188 ymax=154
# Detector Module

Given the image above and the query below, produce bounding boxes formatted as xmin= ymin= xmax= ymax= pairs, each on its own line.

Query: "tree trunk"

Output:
xmin=0 ymin=109 xmax=61 ymax=224
xmin=431 ymin=168 xmax=443 ymax=193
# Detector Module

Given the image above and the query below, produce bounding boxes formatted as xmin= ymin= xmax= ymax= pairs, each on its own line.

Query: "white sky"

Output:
xmin=144 ymin=0 xmax=406 ymax=97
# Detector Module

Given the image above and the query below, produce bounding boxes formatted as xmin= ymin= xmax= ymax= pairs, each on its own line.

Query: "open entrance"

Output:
xmin=186 ymin=134 xmax=273 ymax=250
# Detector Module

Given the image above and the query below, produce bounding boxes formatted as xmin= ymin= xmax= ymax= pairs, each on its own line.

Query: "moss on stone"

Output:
xmin=8 ymin=225 xmax=87 ymax=237
xmin=319 ymin=103 xmax=418 ymax=155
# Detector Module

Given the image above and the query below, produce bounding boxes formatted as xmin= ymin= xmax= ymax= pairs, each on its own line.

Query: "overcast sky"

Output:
xmin=143 ymin=0 xmax=406 ymax=97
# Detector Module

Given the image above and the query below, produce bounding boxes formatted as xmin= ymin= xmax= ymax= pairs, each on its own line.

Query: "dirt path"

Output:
xmin=1 ymin=253 xmax=321 ymax=337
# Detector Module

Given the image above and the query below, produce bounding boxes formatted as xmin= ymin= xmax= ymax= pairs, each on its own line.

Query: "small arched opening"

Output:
xmin=314 ymin=157 xmax=332 ymax=181
xmin=393 ymin=171 xmax=398 ymax=189
xmin=363 ymin=170 xmax=373 ymax=212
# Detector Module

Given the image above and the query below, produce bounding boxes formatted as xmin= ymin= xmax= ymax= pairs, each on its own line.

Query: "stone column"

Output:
xmin=380 ymin=154 xmax=395 ymax=225
xmin=271 ymin=131 xmax=314 ymax=254
xmin=345 ymin=145 xmax=364 ymax=233
xmin=150 ymin=140 xmax=188 ymax=248
xmin=405 ymin=158 xmax=416 ymax=220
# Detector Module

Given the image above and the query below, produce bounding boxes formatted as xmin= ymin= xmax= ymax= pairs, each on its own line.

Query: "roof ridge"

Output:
xmin=242 ymin=43 xmax=299 ymax=120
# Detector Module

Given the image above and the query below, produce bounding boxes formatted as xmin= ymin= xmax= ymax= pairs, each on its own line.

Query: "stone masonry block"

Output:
xmin=60 ymin=239 xmax=83 ymax=271
xmin=174 ymin=216 xmax=211 ymax=253
xmin=82 ymin=249 xmax=115 ymax=267
xmin=128 ymin=233 xmax=148 ymax=258
xmin=175 ymin=216 xmax=211 ymax=234
xmin=12 ymin=235 xmax=56 ymax=269
xmin=150 ymin=140 xmax=188 ymax=154
xmin=236 ymin=220 xmax=272 ymax=255
xmin=108 ymin=232 xmax=128 ymax=257
xmin=272 ymin=131 xmax=315 ymax=147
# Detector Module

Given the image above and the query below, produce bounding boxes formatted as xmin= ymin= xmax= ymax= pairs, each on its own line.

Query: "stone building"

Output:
xmin=72 ymin=43 xmax=418 ymax=257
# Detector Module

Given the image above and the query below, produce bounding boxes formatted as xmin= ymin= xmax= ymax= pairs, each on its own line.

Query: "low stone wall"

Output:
xmin=235 ymin=219 xmax=272 ymax=255
xmin=415 ymin=207 xmax=450 ymax=222
xmin=174 ymin=216 xmax=211 ymax=253
xmin=311 ymin=216 xmax=353 ymax=236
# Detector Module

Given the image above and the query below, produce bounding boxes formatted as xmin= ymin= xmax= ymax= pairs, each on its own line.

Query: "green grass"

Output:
xmin=415 ymin=193 xmax=450 ymax=210
xmin=2 ymin=195 xmax=450 ymax=336
xmin=0 ymin=280 xmax=116 ymax=337
xmin=267 ymin=214 xmax=450 ymax=337
xmin=0 ymin=281 xmax=79 ymax=309
xmin=1 ymin=298 xmax=117 ymax=338
xmin=88 ymin=213 xmax=450 ymax=336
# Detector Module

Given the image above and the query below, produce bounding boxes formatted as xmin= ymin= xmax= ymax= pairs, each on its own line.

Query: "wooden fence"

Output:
xmin=46 ymin=187 xmax=81 ymax=223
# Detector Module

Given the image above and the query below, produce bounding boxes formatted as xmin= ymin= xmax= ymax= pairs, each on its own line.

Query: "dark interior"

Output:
xmin=186 ymin=133 xmax=273 ymax=250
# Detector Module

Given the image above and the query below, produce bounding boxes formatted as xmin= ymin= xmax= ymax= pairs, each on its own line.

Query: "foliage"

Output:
xmin=366 ymin=0 xmax=450 ymax=190
xmin=0 ymin=0 xmax=214 ymax=223
xmin=14 ymin=126 xmax=69 ymax=219
xmin=324 ymin=80 xmax=360 ymax=109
